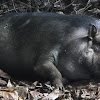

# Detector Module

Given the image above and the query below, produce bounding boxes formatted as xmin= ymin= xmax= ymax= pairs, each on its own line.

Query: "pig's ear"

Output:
xmin=88 ymin=24 xmax=97 ymax=40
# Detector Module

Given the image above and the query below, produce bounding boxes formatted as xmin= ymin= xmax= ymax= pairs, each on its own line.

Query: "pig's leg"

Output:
xmin=34 ymin=55 xmax=64 ymax=90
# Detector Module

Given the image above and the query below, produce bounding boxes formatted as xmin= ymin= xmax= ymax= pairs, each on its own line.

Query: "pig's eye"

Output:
xmin=88 ymin=24 xmax=97 ymax=41
xmin=92 ymin=45 xmax=100 ymax=52
xmin=93 ymin=47 xmax=98 ymax=51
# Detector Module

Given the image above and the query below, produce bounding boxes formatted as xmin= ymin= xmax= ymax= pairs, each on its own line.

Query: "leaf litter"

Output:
xmin=0 ymin=79 xmax=100 ymax=100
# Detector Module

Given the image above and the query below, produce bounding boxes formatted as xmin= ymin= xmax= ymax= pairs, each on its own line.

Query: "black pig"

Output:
xmin=0 ymin=12 xmax=100 ymax=90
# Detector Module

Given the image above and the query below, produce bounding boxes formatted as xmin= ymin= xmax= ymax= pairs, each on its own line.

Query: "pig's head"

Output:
xmin=85 ymin=22 xmax=100 ymax=77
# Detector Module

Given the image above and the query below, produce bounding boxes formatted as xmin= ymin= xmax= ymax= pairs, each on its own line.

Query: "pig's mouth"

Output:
xmin=82 ymin=47 xmax=94 ymax=69
xmin=85 ymin=48 xmax=94 ymax=63
xmin=86 ymin=46 xmax=100 ymax=77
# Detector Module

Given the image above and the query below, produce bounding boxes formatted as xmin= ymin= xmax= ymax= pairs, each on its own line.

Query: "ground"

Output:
xmin=0 ymin=0 xmax=100 ymax=100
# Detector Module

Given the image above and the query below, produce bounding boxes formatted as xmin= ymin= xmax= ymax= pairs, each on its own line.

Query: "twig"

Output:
xmin=17 ymin=1 xmax=35 ymax=9
xmin=27 ymin=0 xmax=32 ymax=12
xmin=0 ymin=7 xmax=26 ymax=14
xmin=0 ymin=1 xmax=11 ymax=6
xmin=64 ymin=1 xmax=74 ymax=9
xmin=11 ymin=0 xmax=18 ymax=13
xmin=76 ymin=4 xmax=92 ymax=14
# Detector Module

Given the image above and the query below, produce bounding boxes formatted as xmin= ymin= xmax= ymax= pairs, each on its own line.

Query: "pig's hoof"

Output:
xmin=53 ymin=80 xmax=65 ymax=91
xmin=56 ymin=83 xmax=65 ymax=92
